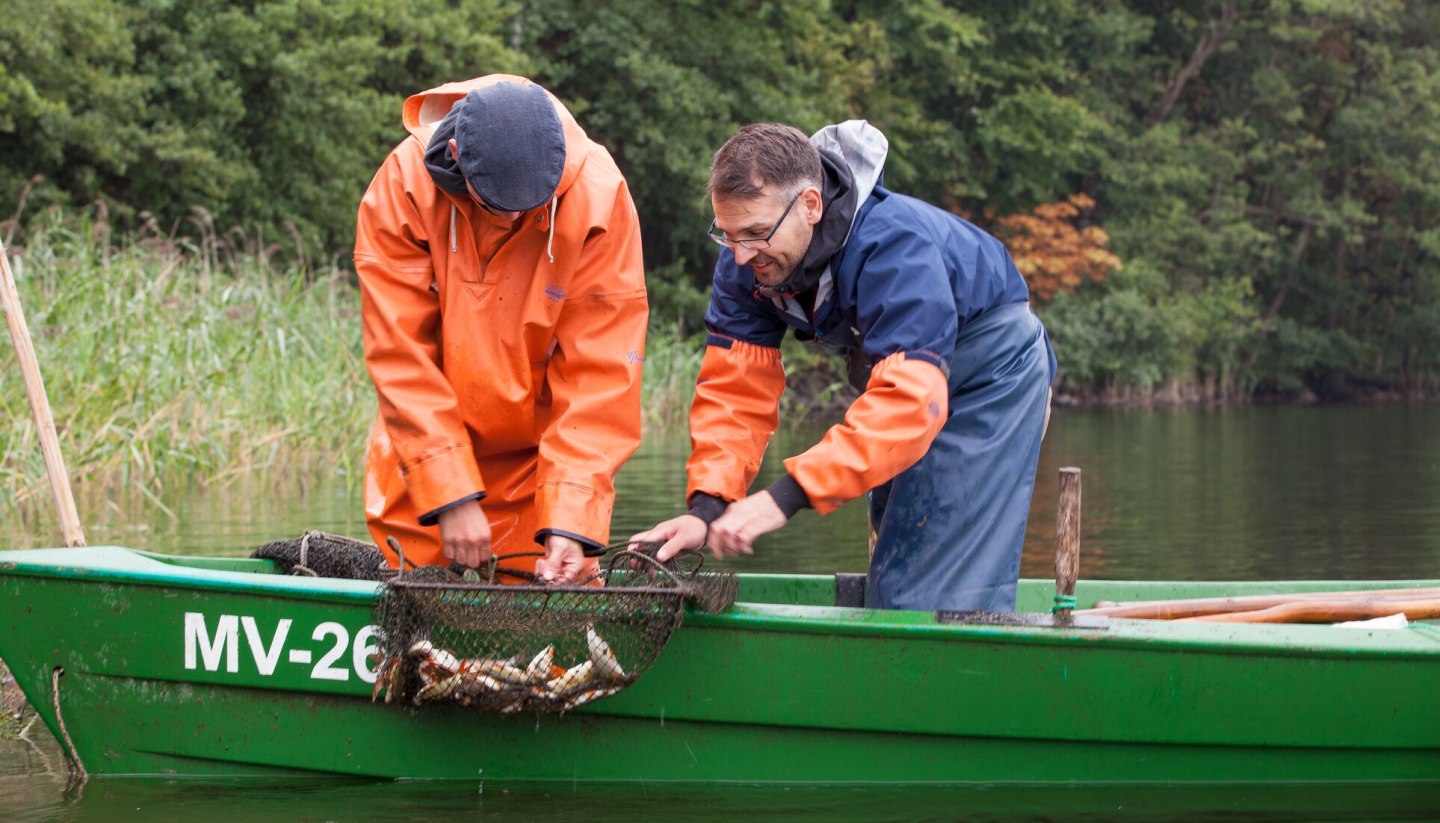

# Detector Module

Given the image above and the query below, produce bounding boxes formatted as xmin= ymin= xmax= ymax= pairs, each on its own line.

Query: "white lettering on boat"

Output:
xmin=242 ymin=616 xmax=292 ymax=676
xmin=312 ymin=622 xmax=350 ymax=681
xmin=353 ymin=626 xmax=379 ymax=685
xmin=183 ymin=612 xmax=381 ymax=684
xmin=184 ymin=612 xmax=239 ymax=673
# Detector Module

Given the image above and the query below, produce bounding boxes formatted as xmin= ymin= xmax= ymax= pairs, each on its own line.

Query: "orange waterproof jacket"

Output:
xmin=354 ymin=75 xmax=647 ymax=568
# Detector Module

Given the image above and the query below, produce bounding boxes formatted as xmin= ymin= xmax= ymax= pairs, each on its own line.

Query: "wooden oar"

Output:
xmin=1077 ymin=586 xmax=1440 ymax=620
xmin=1180 ymin=598 xmax=1440 ymax=624
xmin=0 ymin=239 xmax=85 ymax=547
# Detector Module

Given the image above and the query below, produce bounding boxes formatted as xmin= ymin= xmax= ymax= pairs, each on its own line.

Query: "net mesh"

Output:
xmin=371 ymin=547 xmax=735 ymax=713
xmin=250 ymin=533 xmax=736 ymax=714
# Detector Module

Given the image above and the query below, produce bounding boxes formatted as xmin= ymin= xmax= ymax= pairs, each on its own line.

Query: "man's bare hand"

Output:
xmin=536 ymin=534 xmax=588 ymax=585
xmin=630 ymin=514 xmax=708 ymax=562
xmin=708 ymin=492 xmax=787 ymax=558
xmin=437 ymin=500 xmax=492 ymax=568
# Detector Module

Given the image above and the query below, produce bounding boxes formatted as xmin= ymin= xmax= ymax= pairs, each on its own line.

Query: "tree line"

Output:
xmin=2 ymin=0 xmax=1436 ymax=403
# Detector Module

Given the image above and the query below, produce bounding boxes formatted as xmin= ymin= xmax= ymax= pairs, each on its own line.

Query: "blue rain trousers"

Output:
xmin=866 ymin=302 xmax=1051 ymax=612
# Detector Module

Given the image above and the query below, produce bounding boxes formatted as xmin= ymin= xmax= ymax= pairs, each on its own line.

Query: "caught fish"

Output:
xmin=370 ymin=656 xmax=400 ymax=703
xmin=465 ymin=657 xmax=533 ymax=686
xmin=546 ymin=660 xmax=595 ymax=695
xmin=525 ymin=645 xmax=555 ymax=685
xmin=427 ymin=646 xmax=461 ymax=675
xmin=586 ymin=624 xmax=626 ymax=681
xmin=498 ymin=694 xmax=529 ymax=714
xmin=561 ymin=685 xmax=624 ymax=712
xmin=454 ymin=673 xmax=505 ymax=706
xmin=457 ymin=671 xmax=505 ymax=694
xmin=414 ymin=672 xmax=461 ymax=704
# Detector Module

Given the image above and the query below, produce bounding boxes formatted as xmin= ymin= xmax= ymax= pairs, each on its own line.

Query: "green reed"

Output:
xmin=0 ymin=216 xmax=712 ymax=518
xmin=0 ymin=219 xmax=373 ymax=508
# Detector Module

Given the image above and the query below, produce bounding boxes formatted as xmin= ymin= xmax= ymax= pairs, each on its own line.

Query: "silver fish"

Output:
xmin=546 ymin=660 xmax=595 ymax=695
xmin=525 ymin=645 xmax=555 ymax=685
xmin=466 ymin=658 xmax=533 ymax=685
xmin=561 ymin=685 xmax=624 ymax=712
xmin=586 ymin=624 xmax=626 ymax=681
xmin=414 ymin=672 xmax=461 ymax=704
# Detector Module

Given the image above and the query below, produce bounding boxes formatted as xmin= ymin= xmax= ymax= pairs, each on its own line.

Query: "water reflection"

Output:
xmin=1 ymin=405 xmax=1437 ymax=582
xmin=2 ymin=772 xmax=1438 ymax=823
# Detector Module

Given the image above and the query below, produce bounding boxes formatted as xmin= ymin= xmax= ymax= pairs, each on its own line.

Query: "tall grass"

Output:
xmin=0 ymin=212 xmax=840 ymax=534
xmin=640 ymin=322 xmax=705 ymax=428
xmin=0 ymin=216 xmax=374 ymax=511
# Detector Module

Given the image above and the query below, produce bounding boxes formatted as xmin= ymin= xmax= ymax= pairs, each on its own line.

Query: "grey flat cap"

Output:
xmin=453 ymin=83 xmax=566 ymax=212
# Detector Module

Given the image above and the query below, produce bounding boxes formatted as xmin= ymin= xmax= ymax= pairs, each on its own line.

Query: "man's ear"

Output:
xmin=802 ymin=186 xmax=824 ymax=225
xmin=448 ymin=138 xmax=460 ymax=163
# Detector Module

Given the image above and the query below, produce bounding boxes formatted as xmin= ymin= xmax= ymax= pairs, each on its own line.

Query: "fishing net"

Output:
xmin=250 ymin=532 xmax=737 ymax=713
xmin=250 ymin=531 xmax=393 ymax=580
xmin=370 ymin=545 xmax=737 ymax=714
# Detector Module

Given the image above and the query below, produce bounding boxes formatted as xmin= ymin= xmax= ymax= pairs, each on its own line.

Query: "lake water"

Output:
xmin=2 ymin=403 xmax=1438 ymax=821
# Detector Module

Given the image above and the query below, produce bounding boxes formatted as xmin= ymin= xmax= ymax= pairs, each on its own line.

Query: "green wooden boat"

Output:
xmin=1 ymin=545 xmax=1438 ymax=784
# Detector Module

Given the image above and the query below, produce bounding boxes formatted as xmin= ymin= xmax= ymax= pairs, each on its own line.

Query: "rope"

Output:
xmin=290 ymin=530 xmax=319 ymax=577
xmin=51 ymin=667 xmax=87 ymax=780
xmin=1050 ymin=594 xmax=1077 ymax=613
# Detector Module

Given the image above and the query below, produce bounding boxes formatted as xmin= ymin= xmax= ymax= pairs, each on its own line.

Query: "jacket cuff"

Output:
xmin=418 ymin=491 xmax=486 ymax=527
xmin=686 ymin=492 xmax=728 ymax=526
xmin=764 ymin=473 xmax=812 ymax=520
xmin=535 ymin=528 xmax=607 ymax=558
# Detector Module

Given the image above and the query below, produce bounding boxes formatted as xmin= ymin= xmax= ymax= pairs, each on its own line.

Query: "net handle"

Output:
xmin=605 ymin=547 xmax=685 ymax=588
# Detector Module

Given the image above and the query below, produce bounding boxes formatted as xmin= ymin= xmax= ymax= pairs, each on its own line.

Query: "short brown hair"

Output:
xmin=708 ymin=123 xmax=822 ymax=199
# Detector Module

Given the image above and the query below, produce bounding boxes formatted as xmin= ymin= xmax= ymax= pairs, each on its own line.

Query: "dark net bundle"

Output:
xmin=250 ymin=531 xmax=393 ymax=581
xmin=370 ymin=545 xmax=737 ymax=714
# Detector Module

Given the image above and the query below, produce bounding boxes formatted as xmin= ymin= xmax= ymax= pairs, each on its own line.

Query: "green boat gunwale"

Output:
xmin=3 ymin=546 xmax=1437 ymax=661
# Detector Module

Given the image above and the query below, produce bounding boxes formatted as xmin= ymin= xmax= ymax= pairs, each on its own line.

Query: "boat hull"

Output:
xmin=2 ymin=547 xmax=1438 ymax=784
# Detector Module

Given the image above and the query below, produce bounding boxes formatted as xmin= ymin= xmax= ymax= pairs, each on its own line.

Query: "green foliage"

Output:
xmin=1 ymin=0 xmax=525 ymax=252
xmin=1 ymin=0 xmax=1436 ymax=402
xmin=519 ymin=0 xmax=869 ymax=284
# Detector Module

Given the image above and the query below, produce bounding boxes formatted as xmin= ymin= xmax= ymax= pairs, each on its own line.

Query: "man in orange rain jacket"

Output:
xmin=633 ymin=122 xmax=1053 ymax=612
xmin=354 ymin=76 xmax=647 ymax=584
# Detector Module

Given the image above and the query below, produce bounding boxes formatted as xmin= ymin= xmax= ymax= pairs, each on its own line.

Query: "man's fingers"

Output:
xmin=657 ymin=536 xmax=689 ymax=562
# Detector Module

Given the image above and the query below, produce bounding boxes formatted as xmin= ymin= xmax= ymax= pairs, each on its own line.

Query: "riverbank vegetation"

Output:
xmin=0 ymin=219 xmax=722 ymax=505
xmin=2 ymin=1 xmax=1437 ymax=426
xmin=0 ymin=217 xmax=371 ymax=507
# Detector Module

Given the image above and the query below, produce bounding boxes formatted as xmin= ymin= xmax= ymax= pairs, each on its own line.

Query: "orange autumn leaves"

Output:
xmin=990 ymin=194 xmax=1121 ymax=303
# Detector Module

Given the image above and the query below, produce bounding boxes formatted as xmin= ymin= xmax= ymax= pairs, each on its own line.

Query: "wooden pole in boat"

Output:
xmin=0 ymin=239 xmax=86 ymax=547
xmin=1053 ymin=467 xmax=1081 ymax=619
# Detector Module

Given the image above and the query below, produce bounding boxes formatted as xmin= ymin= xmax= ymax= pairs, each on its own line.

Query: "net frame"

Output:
xmin=370 ymin=546 xmax=734 ymax=714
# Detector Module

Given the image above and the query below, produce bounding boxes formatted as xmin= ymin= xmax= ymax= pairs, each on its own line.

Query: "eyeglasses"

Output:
xmin=707 ymin=190 xmax=803 ymax=251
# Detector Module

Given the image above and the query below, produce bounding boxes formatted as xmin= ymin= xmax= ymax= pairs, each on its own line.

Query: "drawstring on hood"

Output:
xmin=546 ymin=197 xmax=557 ymax=263
xmin=444 ymin=198 xmax=555 ymax=263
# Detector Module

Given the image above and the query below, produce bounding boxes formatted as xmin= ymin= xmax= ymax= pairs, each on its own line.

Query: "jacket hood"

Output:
xmin=810 ymin=120 xmax=887 ymax=237
xmin=404 ymin=75 xmax=591 ymax=206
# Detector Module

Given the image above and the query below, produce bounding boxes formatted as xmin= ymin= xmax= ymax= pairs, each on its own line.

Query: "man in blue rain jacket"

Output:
xmin=634 ymin=121 xmax=1055 ymax=611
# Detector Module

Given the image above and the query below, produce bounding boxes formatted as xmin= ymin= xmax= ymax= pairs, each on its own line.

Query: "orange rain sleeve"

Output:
xmin=355 ymin=152 xmax=485 ymax=517
xmin=685 ymin=336 xmax=787 ymax=504
xmin=783 ymin=352 xmax=949 ymax=515
xmin=535 ymin=183 xmax=648 ymax=543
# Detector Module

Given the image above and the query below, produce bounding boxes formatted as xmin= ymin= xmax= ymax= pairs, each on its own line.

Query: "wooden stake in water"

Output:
xmin=1054 ymin=467 xmax=1081 ymax=618
xmin=0 ymin=240 xmax=86 ymax=547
